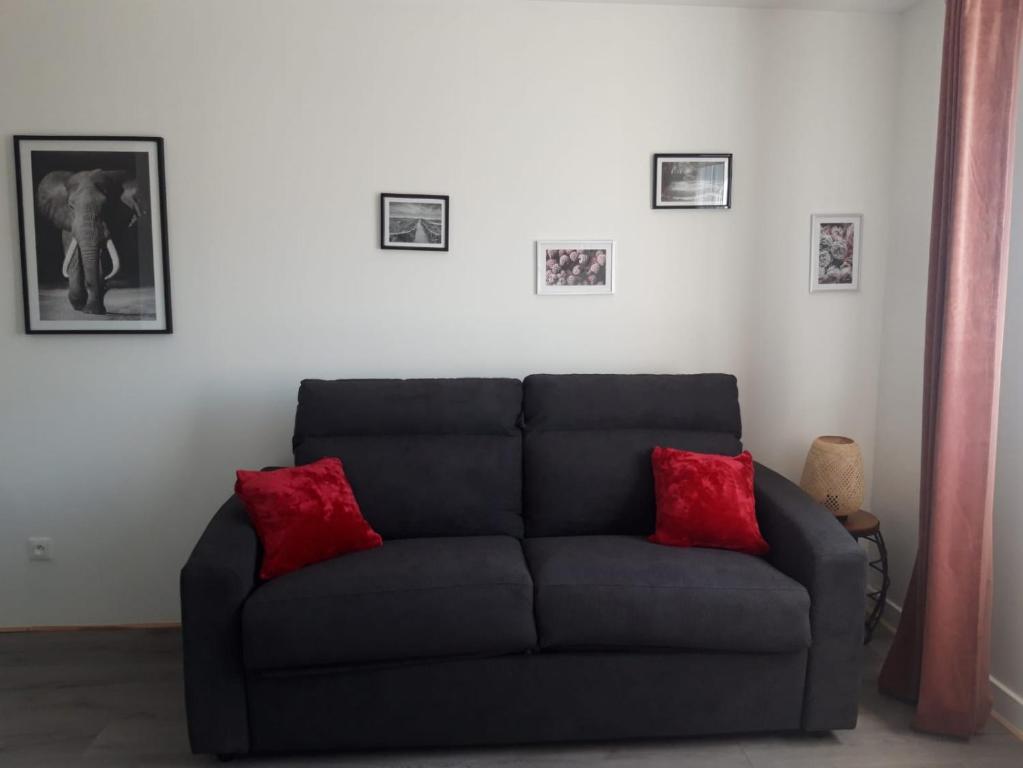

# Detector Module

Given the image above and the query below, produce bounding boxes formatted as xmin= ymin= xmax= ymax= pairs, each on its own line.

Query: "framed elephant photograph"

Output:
xmin=14 ymin=136 xmax=172 ymax=333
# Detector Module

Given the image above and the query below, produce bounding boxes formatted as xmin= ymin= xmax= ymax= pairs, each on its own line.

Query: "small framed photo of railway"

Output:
xmin=537 ymin=239 xmax=615 ymax=296
xmin=652 ymin=153 xmax=732 ymax=209
xmin=380 ymin=193 xmax=449 ymax=251
xmin=14 ymin=135 xmax=172 ymax=334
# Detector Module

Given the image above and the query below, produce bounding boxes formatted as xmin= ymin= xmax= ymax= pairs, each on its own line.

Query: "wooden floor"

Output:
xmin=0 ymin=626 xmax=1021 ymax=766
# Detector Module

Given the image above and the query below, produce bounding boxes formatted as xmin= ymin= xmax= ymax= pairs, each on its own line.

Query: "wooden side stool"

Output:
xmin=842 ymin=510 xmax=890 ymax=644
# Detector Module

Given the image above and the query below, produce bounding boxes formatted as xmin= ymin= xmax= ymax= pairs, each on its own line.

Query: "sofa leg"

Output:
xmin=216 ymin=754 xmax=236 ymax=763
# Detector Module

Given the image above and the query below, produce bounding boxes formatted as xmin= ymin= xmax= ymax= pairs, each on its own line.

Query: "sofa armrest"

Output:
xmin=754 ymin=462 xmax=866 ymax=731
xmin=180 ymin=495 xmax=259 ymax=756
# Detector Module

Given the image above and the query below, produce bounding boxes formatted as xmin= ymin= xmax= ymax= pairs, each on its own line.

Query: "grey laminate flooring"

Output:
xmin=1 ymin=626 xmax=1021 ymax=767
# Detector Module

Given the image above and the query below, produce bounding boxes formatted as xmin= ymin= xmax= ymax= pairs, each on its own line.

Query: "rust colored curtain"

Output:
xmin=878 ymin=0 xmax=1023 ymax=738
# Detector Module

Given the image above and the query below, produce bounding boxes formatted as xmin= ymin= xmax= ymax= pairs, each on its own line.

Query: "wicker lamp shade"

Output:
xmin=799 ymin=436 xmax=864 ymax=519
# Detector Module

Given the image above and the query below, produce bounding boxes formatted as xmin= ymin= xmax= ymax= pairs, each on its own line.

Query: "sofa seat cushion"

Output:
xmin=243 ymin=536 xmax=537 ymax=670
xmin=524 ymin=536 xmax=810 ymax=653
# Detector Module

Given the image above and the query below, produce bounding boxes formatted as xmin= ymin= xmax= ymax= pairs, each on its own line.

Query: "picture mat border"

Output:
xmin=536 ymin=239 xmax=616 ymax=295
xmin=379 ymin=192 xmax=450 ymax=251
xmin=13 ymin=135 xmax=172 ymax=334
xmin=809 ymin=213 xmax=862 ymax=293
xmin=652 ymin=153 xmax=733 ymax=210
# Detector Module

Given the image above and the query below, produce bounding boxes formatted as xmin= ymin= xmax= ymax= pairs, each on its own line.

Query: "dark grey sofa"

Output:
xmin=181 ymin=374 xmax=866 ymax=758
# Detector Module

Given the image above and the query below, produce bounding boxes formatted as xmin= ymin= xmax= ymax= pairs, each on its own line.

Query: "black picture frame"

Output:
xmin=379 ymin=193 xmax=449 ymax=251
xmin=14 ymin=135 xmax=172 ymax=334
xmin=652 ymin=153 xmax=732 ymax=210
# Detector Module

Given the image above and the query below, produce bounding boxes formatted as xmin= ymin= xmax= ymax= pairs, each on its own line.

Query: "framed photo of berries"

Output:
xmin=536 ymin=239 xmax=615 ymax=296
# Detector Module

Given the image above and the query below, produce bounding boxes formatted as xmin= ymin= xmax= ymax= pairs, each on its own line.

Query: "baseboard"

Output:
xmin=879 ymin=596 xmax=903 ymax=635
xmin=0 ymin=622 xmax=180 ymax=634
xmin=992 ymin=680 xmax=1023 ymax=740
xmin=876 ymin=597 xmax=1023 ymax=740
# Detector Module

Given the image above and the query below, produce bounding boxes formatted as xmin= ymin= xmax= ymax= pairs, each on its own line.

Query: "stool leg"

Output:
xmin=863 ymin=530 xmax=890 ymax=643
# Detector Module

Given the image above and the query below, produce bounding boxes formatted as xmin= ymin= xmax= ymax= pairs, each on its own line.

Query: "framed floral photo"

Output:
xmin=810 ymin=214 xmax=861 ymax=292
xmin=380 ymin=193 xmax=448 ymax=251
xmin=536 ymin=240 xmax=614 ymax=295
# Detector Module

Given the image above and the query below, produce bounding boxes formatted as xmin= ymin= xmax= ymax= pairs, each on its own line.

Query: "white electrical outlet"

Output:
xmin=27 ymin=537 xmax=52 ymax=561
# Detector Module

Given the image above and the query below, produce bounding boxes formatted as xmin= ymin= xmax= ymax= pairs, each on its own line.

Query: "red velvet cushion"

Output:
xmin=235 ymin=457 xmax=382 ymax=580
xmin=649 ymin=447 xmax=769 ymax=555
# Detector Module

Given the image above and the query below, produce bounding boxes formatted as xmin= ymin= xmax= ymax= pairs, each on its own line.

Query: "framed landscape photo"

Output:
xmin=652 ymin=153 xmax=732 ymax=209
xmin=14 ymin=135 xmax=171 ymax=334
xmin=380 ymin=193 xmax=449 ymax=251
xmin=810 ymin=214 xmax=862 ymax=292
xmin=536 ymin=240 xmax=615 ymax=295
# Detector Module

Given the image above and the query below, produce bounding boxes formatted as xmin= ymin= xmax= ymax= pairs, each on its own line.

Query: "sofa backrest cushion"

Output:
xmin=522 ymin=373 xmax=742 ymax=537
xmin=293 ymin=378 xmax=523 ymax=539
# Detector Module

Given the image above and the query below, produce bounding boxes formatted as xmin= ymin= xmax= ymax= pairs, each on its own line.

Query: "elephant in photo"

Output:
xmin=35 ymin=169 xmax=144 ymax=315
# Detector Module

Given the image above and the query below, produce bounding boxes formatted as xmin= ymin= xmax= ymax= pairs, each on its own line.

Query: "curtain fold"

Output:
xmin=878 ymin=0 xmax=1023 ymax=738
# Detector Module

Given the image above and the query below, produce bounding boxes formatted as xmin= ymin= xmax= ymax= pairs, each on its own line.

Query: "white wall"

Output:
xmin=870 ymin=0 xmax=944 ymax=611
xmin=0 ymin=0 xmax=902 ymax=627
xmin=991 ymin=49 xmax=1023 ymax=734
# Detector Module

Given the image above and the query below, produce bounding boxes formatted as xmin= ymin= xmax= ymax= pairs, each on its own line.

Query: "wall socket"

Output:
xmin=27 ymin=537 xmax=52 ymax=561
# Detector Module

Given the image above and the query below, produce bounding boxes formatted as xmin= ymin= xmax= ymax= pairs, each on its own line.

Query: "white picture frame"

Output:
xmin=810 ymin=214 xmax=861 ymax=292
xmin=14 ymin=135 xmax=172 ymax=333
xmin=536 ymin=240 xmax=615 ymax=296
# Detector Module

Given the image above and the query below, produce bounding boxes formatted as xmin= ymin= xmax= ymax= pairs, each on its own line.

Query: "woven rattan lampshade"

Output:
xmin=799 ymin=436 xmax=864 ymax=519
